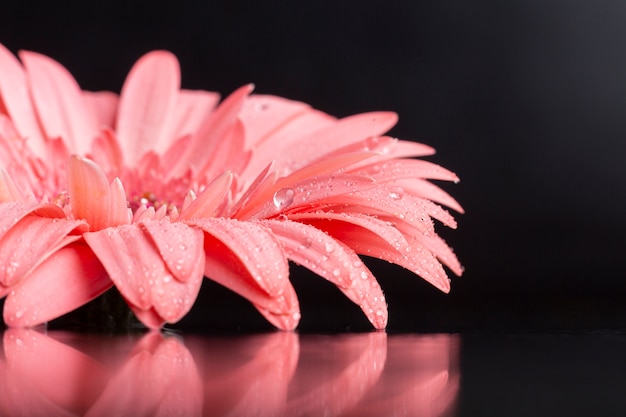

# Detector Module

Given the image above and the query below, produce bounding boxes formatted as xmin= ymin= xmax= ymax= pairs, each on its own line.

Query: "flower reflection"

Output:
xmin=0 ymin=330 xmax=459 ymax=416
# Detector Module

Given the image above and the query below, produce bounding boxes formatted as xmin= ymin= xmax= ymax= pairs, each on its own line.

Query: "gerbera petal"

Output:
xmin=189 ymin=218 xmax=289 ymax=297
xmin=171 ymin=89 xmax=220 ymax=138
xmin=276 ymin=151 xmax=377 ymax=188
xmin=356 ymin=159 xmax=460 ymax=183
xmin=83 ymin=90 xmax=119 ymax=129
xmin=239 ymin=94 xmax=311 ymax=148
xmin=179 ymin=171 xmax=233 ymax=220
xmin=0 ymin=169 xmax=25 ymax=202
xmin=178 ymin=84 xmax=252 ymax=176
xmin=84 ymin=221 xmax=204 ymax=327
xmin=396 ymin=178 xmax=464 ymax=213
xmin=19 ymin=50 xmax=98 ymax=155
xmin=241 ymin=174 xmax=374 ymax=220
xmin=140 ymin=218 xmax=205 ymax=283
xmin=3 ymin=242 xmax=112 ymax=327
xmin=240 ymin=108 xmax=335 ymax=182
xmin=116 ymin=50 xmax=180 ymax=162
xmin=394 ymin=220 xmax=464 ymax=277
xmin=188 ymin=217 xmax=300 ymax=330
xmin=0 ymin=215 xmax=85 ymax=287
xmin=88 ymin=129 xmax=123 ymax=174
xmin=68 ymin=156 xmax=110 ymax=231
xmin=288 ymin=210 xmax=409 ymax=254
xmin=0 ymin=44 xmax=46 ymax=157
xmin=264 ymin=219 xmax=388 ymax=329
xmin=276 ymin=111 xmax=398 ymax=175
xmin=0 ymin=201 xmax=65 ymax=237
xmin=323 ymin=187 xmax=458 ymax=230
xmin=199 ymin=119 xmax=250 ymax=181
xmin=108 ymin=177 xmax=131 ymax=226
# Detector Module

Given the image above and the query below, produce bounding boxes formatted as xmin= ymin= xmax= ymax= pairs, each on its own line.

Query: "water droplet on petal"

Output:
xmin=388 ymin=187 xmax=404 ymax=200
xmin=324 ymin=241 xmax=335 ymax=253
xmin=273 ymin=188 xmax=295 ymax=209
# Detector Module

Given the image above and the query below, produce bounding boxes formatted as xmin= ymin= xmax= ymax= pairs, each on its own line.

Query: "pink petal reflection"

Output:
xmin=340 ymin=334 xmax=460 ymax=417
xmin=186 ymin=332 xmax=300 ymax=417
xmin=0 ymin=331 xmax=459 ymax=416
xmin=85 ymin=332 xmax=203 ymax=417
xmin=2 ymin=328 xmax=109 ymax=416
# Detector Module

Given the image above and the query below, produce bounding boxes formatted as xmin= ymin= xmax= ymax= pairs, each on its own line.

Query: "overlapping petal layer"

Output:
xmin=0 ymin=45 xmax=462 ymax=330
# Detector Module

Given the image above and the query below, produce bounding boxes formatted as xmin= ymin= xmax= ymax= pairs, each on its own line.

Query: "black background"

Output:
xmin=1 ymin=0 xmax=626 ymax=333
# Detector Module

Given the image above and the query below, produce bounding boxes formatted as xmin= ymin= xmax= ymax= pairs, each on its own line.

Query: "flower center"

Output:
xmin=129 ymin=191 xmax=165 ymax=212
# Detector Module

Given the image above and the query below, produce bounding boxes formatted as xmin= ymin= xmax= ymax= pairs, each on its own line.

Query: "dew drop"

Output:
xmin=273 ymin=188 xmax=295 ymax=209
xmin=324 ymin=241 xmax=335 ymax=253
xmin=388 ymin=187 xmax=404 ymax=200
xmin=364 ymin=136 xmax=381 ymax=151
xmin=332 ymin=268 xmax=341 ymax=277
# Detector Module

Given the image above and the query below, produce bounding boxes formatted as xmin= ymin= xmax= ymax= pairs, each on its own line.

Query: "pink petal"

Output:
xmin=264 ymin=219 xmax=388 ymax=329
xmin=275 ymin=111 xmax=398 ymax=175
xmin=0 ymin=201 xmax=65 ymax=237
xmin=242 ymin=173 xmax=373 ymax=221
xmin=179 ymin=171 xmax=233 ymax=220
xmin=276 ymin=151 xmax=377 ymax=188
xmin=19 ymin=50 xmax=98 ymax=155
xmin=175 ymin=84 xmax=252 ymax=177
xmin=228 ymin=161 xmax=277 ymax=217
xmin=198 ymin=118 xmax=250 ymax=181
xmin=339 ymin=228 xmax=452 ymax=293
xmin=116 ymin=51 xmax=180 ymax=163
xmin=160 ymin=134 xmax=191 ymax=176
xmin=240 ymin=108 xmax=335 ymax=182
xmin=394 ymin=220 xmax=464 ymax=277
xmin=82 ymin=90 xmax=119 ymax=129
xmin=83 ymin=221 xmax=205 ymax=327
xmin=0 ymin=44 xmax=47 ymax=157
xmin=3 ymin=242 xmax=112 ymax=327
xmin=0 ymin=168 xmax=25 ymax=202
xmin=390 ymin=139 xmax=437 ymax=158
xmin=170 ymin=89 xmax=220 ymax=138
xmin=88 ymin=129 xmax=123 ymax=175
xmin=239 ymin=94 xmax=312 ymax=148
xmin=0 ymin=215 xmax=86 ymax=287
xmin=356 ymin=159 xmax=460 ymax=183
xmin=188 ymin=217 xmax=300 ymax=330
xmin=395 ymin=178 xmax=464 ymax=213
xmin=140 ymin=218 xmax=205 ymax=282
xmin=108 ymin=177 xmax=131 ymax=226
xmin=288 ymin=210 xmax=409 ymax=254
xmin=321 ymin=186 xmax=458 ymax=230
xmin=68 ymin=156 xmax=111 ymax=231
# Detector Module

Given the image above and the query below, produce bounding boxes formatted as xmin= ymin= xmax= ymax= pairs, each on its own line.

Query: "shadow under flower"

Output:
xmin=0 ymin=330 xmax=459 ymax=416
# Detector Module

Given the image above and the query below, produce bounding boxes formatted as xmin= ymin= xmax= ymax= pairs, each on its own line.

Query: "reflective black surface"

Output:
xmin=2 ymin=329 xmax=625 ymax=416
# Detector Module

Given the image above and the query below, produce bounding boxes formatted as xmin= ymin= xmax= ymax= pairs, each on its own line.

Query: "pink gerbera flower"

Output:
xmin=0 ymin=44 xmax=462 ymax=330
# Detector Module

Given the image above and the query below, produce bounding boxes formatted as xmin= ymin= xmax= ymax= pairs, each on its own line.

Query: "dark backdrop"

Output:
xmin=1 ymin=1 xmax=625 ymax=332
